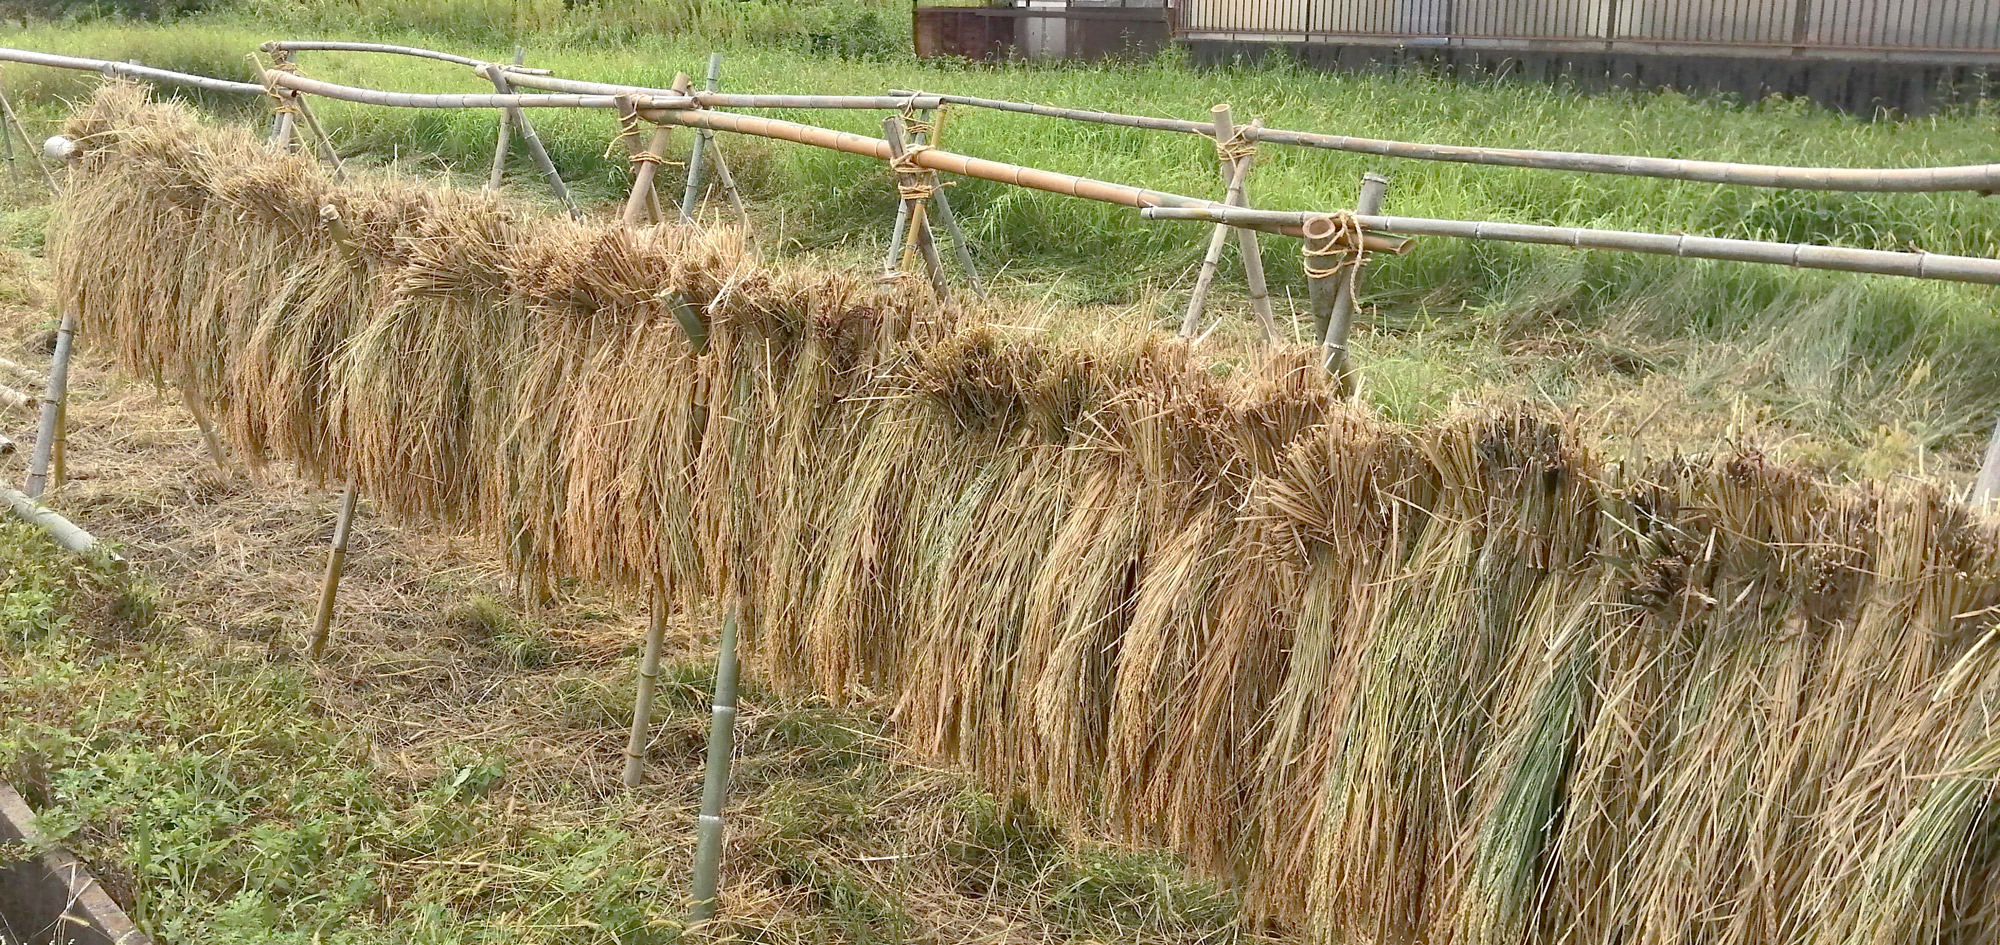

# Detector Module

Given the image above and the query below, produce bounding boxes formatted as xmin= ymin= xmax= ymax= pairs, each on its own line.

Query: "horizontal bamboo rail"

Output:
xmin=888 ymin=89 xmax=2000 ymax=194
xmin=265 ymin=70 xmax=649 ymax=110
xmin=0 ymin=48 xmax=265 ymax=96
xmin=1143 ymin=206 xmax=2000 ymax=285
xmin=0 ymin=482 xmax=122 ymax=566
xmin=649 ymin=107 xmax=1408 ymax=249
xmin=502 ymin=72 xmax=942 ymax=110
xmin=262 ymin=40 xmax=551 ymax=74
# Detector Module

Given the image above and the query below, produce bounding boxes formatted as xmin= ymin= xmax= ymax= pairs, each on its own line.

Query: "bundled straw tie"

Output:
xmin=1302 ymin=210 xmax=1368 ymax=292
xmin=890 ymin=143 xmax=951 ymax=202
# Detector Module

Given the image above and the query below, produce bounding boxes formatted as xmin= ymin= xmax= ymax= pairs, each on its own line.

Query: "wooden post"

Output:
xmin=679 ymin=53 xmax=723 ymax=224
xmin=1308 ymin=172 xmax=1390 ymax=394
xmin=24 ymin=306 xmax=76 ymax=499
xmin=479 ymin=63 xmax=579 ymax=219
xmin=0 ymin=89 xmax=55 ymax=193
xmin=179 ymin=383 xmax=232 ymax=479
xmin=307 ymin=479 xmax=358 ymax=658
xmin=882 ymin=116 xmax=952 ymax=301
xmin=486 ymin=47 xmax=524 ymax=192
xmin=622 ymin=579 xmax=670 ymax=787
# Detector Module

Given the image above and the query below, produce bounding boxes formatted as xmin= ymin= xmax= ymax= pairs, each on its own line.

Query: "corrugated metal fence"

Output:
xmin=1179 ymin=0 xmax=2000 ymax=61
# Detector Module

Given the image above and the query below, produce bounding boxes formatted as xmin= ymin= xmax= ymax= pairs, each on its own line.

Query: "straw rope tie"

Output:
xmin=891 ymin=143 xmax=950 ymax=202
xmin=1215 ymin=124 xmax=1256 ymax=166
xmin=1303 ymin=210 xmax=1369 ymax=298
xmin=607 ymin=107 xmax=679 ymax=169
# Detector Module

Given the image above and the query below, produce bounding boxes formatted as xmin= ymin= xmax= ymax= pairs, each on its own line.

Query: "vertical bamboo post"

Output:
xmin=49 ymin=397 xmax=64 ymax=488
xmin=307 ymin=479 xmax=358 ymax=658
xmin=0 ymin=78 xmax=19 ymax=187
xmin=179 ymin=383 xmax=231 ymax=478
xmin=1973 ymin=414 xmax=2000 ymax=508
xmin=24 ymin=306 xmax=76 ymax=499
xmin=1311 ymin=172 xmax=1390 ymax=394
xmin=269 ymin=108 xmax=296 ymax=150
xmin=687 ymin=365 xmax=749 ymax=927
xmin=0 ymin=89 xmax=55 ymax=193
xmin=480 ymin=63 xmax=579 ymax=219
xmin=882 ymin=116 xmax=952 ymax=301
xmin=486 ymin=47 xmax=524 ymax=192
xmin=622 ymin=578 xmax=670 ymax=787
xmin=679 ymin=53 xmax=723 ymax=224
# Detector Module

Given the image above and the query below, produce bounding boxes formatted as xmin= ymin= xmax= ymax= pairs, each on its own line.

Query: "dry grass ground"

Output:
xmin=0 ymin=174 xmax=1255 ymax=943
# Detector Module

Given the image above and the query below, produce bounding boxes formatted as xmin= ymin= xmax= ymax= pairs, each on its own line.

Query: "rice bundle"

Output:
xmin=54 ymin=84 xmax=2000 ymax=944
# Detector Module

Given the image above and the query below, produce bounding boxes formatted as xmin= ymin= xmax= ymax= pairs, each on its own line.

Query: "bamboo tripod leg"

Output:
xmin=704 ymin=140 xmax=759 ymax=256
xmin=679 ymin=54 xmax=723 ymax=224
xmin=270 ymin=111 xmax=296 ymax=150
xmin=1318 ymin=172 xmax=1391 ymax=393
xmin=1976 ymin=414 xmax=2000 ymax=508
xmin=49 ymin=397 xmax=63 ymax=488
xmin=481 ymin=65 xmax=579 ymax=219
xmin=928 ymin=186 xmax=986 ymax=301
xmin=622 ymin=581 xmax=669 ymax=788
xmin=24 ymin=307 xmax=76 ymax=499
xmin=291 ymin=94 xmax=347 ymax=181
xmin=1182 ymin=154 xmax=1252 ymax=337
xmin=883 ymin=199 xmax=912 ymax=276
xmin=308 ymin=480 xmax=358 ymax=658
xmin=486 ymin=48 xmax=525 ymax=191
xmin=882 ymin=117 xmax=951 ymax=301
xmin=0 ymin=91 xmax=55 ymax=193
xmin=621 ymin=125 xmax=675 ymax=227
xmin=179 ymin=383 xmax=231 ymax=478
xmin=0 ymin=85 xmax=19 ymax=187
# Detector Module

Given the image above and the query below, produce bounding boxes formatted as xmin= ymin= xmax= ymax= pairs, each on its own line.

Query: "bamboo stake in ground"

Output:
xmin=307 ymin=480 xmax=358 ymax=658
xmin=179 ymin=383 xmax=232 ymax=479
xmin=882 ymin=115 xmax=952 ymax=301
xmin=24 ymin=306 xmax=75 ymax=498
xmin=291 ymin=93 xmax=347 ymax=181
xmin=479 ymin=63 xmax=579 ymax=219
xmin=0 ymin=87 xmax=54 ymax=193
xmin=702 ymin=137 xmax=758 ymax=255
xmin=486 ymin=47 xmax=524 ymax=191
xmin=1304 ymin=172 xmax=1390 ymax=394
xmin=679 ymin=53 xmax=722 ymax=224
xmin=0 ymin=78 xmax=18 ymax=187
xmin=622 ymin=579 xmax=670 ymax=787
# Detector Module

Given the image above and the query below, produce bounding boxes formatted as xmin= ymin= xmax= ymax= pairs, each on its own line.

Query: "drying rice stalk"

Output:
xmin=54 ymin=85 xmax=2000 ymax=945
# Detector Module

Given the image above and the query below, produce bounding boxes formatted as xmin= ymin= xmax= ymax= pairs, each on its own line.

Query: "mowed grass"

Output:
xmin=5 ymin=9 xmax=2000 ymax=465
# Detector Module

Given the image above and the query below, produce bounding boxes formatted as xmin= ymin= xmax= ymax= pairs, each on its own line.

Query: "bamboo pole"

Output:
xmin=0 ymin=89 xmax=54 ymax=193
xmin=614 ymin=96 xmax=669 ymax=225
xmin=622 ymin=579 xmax=670 ymax=788
xmin=179 ymin=383 xmax=231 ymax=479
xmin=703 ymin=138 xmax=758 ymax=255
xmin=887 ymin=88 xmax=2000 ymax=193
xmin=0 ymin=483 xmax=121 ymax=567
xmin=262 ymin=40 xmax=513 ymax=71
xmin=1145 ymin=204 xmax=2000 ymax=286
xmin=0 ymin=78 xmax=17 ymax=188
xmin=307 ymin=479 xmax=358 ymax=658
xmin=686 ymin=599 xmax=740 ymax=924
xmin=0 ymin=47 xmax=265 ymax=95
xmin=1313 ymin=173 xmax=1389 ymax=392
xmin=0 ymin=356 xmax=45 ymax=388
xmin=913 ymin=108 xmax=986 ymax=301
xmin=883 ymin=115 xmax=952 ymax=301
xmin=476 ymin=64 xmax=579 ymax=219
xmin=0 ymin=384 xmax=30 ymax=412
xmin=0 ymin=433 xmax=14 ymax=455
xmin=24 ymin=307 xmax=75 ymax=499
xmin=291 ymin=93 xmax=347 ymax=181
xmin=263 ymin=69 xmax=931 ymax=113
xmin=1974 ymin=416 xmax=2000 ymax=508
xmin=49 ymin=395 xmax=63 ymax=487
xmin=1183 ymin=107 xmax=1273 ymax=342
xmin=486 ymin=47 xmax=524 ymax=192
xmin=679 ymin=54 xmax=723 ymax=224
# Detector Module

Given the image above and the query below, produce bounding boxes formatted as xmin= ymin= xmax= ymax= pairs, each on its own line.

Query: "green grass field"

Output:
xmin=7 ymin=9 xmax=2000 ymax=469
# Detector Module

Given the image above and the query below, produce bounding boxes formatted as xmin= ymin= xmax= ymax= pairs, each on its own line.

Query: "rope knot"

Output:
xmin=1302 ymin=210 xmax=1368 ymax=292
xmin=889 ymin=143 xmax=950 ymax=202
xmin=1215 ymin=124 xmax=1256 ymax=165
